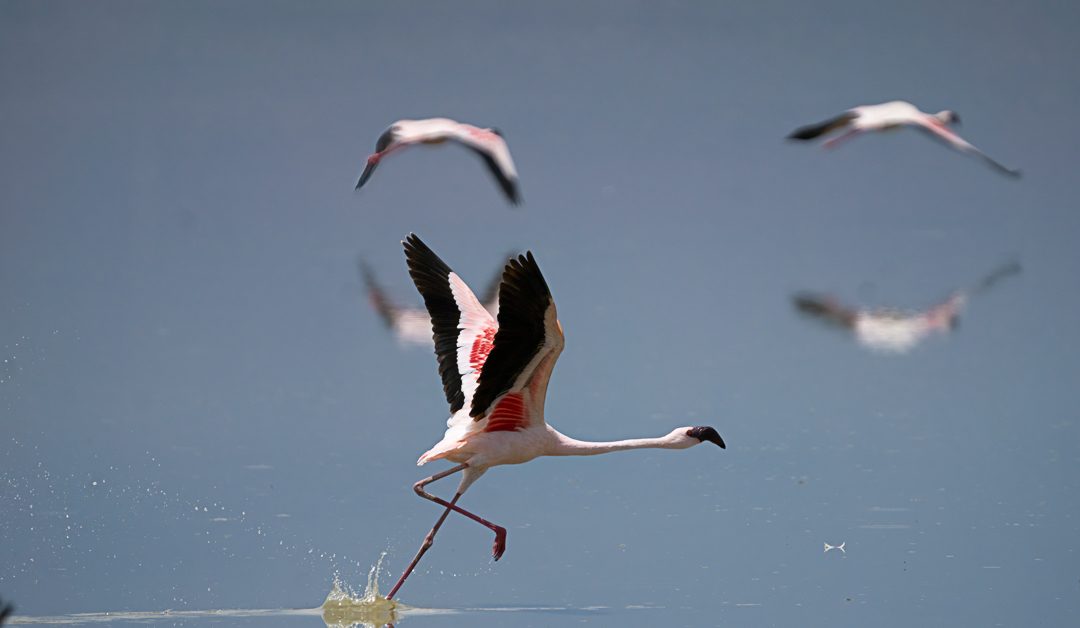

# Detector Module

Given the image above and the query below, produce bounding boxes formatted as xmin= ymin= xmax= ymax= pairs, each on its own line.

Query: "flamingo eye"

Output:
xmin=686 ymin=429 xmax=693 ymax=437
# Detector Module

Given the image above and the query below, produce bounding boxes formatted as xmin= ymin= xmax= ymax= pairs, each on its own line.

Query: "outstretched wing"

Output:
xmin=355 ymin=128 xmax=398 ymax=190
xmin=471 ymin=251 xmax=563 ymax=418
xmin=788 ymin=112 xmax=857 ymax=141
xmin=355 ymin=158 xmax=380 ymax=190
xmin=451 ymin=125 xmax=521 ymax=205
xmin=359 ymin=258 xmax=439 ymax=347
xmin=358 ymin=259 xmax=400 ymax=330
xmin=794 ymin=293 xmax=858 ymax=329
xmin=404 ymin=234 xmax=498 ymax=414
xmin=912 ymin=117 xmax=1021 ymax=178
xmin=970 ymin=261 xmax=1021 ymax=296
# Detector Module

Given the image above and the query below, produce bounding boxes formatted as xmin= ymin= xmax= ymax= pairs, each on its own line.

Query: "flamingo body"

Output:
xmin=356 ymin=118 xmax=522 ymax=204
xmin=385 ymin=235 xmax=725 ymax=599
xmin=788 ymin=101 xmax=1020 ymax=177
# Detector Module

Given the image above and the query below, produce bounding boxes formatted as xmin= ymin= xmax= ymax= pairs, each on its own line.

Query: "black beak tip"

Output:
xmin=689 ymin=426 xmax=726 ymax=449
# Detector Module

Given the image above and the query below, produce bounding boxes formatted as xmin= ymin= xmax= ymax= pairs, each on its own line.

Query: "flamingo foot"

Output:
xmin=492 ymin=526 xmax=507 ymax=561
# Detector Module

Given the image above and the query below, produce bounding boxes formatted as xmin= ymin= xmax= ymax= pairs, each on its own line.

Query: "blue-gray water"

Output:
xmin=2 ymin=1 xmax=1078 ymax=626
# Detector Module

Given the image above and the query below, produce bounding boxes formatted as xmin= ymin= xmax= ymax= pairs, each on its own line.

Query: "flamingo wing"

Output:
xmin=794 ymin=293 xmax=858 ymax=329
xmin=404 ymin=234 xmax=498 ymax=414
xmin=923 ymin=293 xmax=966 ymax=330
xmin=471 ymin=251 xmax=563 ymax=418
xmin=355 ymin=159 xmax=380 ymax=190
xmin=451 ymin=126 xmax=521 ymax=204
xmin=911 ymin=117 xmax=1021 ymax=178
xmin=358 ymin=259 xmax=400 ymax=330
xmin=360 ymin=258 xmax=441 ymax=347
xmin=355 ymin=127 xmax=398 ymax=190
xmin=971 ymin=261 xmax=1021 ymax=296
xmin=788 ymin=112 xmax=857 ymax=140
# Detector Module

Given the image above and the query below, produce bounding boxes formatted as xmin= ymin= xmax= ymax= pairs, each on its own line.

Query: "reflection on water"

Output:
xmin=4 ymin=554 xmax=618 ymax=627
xmin=5 ymin=558 xmax=401 ymax=627
xmin=5 ymin=608 xmax=322 ymax=625
xmin=794 ymin=291 xmax=963 ymax=353
xmin=793 ymin=261 xmax=1020 ymax=354
xmin=322 ymin=591 xmax=397 ymax=628
xmin=5 ymin=554 xmax=612 ymax=628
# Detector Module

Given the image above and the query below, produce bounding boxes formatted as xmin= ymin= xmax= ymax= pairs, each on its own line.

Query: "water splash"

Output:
xmin=321 ymin=553 xmax=403 ymax=628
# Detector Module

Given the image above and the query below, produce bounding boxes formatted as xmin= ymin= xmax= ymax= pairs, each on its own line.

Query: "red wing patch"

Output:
xmin=470 ymin=325 xmax=496 ymax=370
xmin=482 ymin=392 xmax=529 ymax=432
xmin=465 ymin=127 xmax=499 ymax=148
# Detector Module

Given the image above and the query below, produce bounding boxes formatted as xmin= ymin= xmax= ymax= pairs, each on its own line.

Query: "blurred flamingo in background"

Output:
xmin=356 ymin=118 xmax=522 ymax=204
xmin=359 ymin=256 xmax=505 ymax=348
xmin=788 ymin=101 xmax=1021 ymax=177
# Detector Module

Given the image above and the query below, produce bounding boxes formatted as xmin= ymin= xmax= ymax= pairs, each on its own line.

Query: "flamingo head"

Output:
xmin=683 ymin=426 xmax=726 ymax=449
xmin=935 ymin=110 xmax=960 ymax=126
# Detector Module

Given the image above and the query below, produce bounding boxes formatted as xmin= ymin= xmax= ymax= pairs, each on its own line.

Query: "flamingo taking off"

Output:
xmin=787 ymin=101 xmax=1021 ymax=177
xmin=359 ymin=257 xmax=505 ymax=348
xmin=793 ymin=261 xmax=1021 ymax=354
xmin=385 ymin=234 xmax=727 ymax=600
xmin=355 ymin=118 xmax=522 ymax=205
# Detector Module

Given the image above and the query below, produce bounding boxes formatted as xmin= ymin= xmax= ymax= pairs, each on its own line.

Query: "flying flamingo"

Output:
xmin=359 ymin=257 xmax=505 ymax=348
xmin=793 ymin=262 xmax=1021 ymax=354
xmin=787 ymin=101 xmax=1021 ymax=177
xmin=384 ymin=234 xmax=727 ymax=600
xmin=355 ymin=118 xmax=521 ymax=205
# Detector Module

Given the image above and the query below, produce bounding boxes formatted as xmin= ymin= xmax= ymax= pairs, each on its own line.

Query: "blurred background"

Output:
xmin=1 ymin=1 xmax=1078 ymax=626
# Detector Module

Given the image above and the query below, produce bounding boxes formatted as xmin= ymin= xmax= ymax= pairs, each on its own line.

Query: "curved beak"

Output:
xmin=689 ymin=426 xmax=726 ymax=449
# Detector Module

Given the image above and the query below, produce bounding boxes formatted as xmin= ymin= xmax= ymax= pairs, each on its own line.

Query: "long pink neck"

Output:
xmin=547 ymin=429 xmax=686 ymax=457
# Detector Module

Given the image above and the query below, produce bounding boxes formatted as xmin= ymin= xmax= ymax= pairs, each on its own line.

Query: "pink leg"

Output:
xmin=385 ymin=493 xmax=458 ymax=600
xmin=415 ymin=471 xmax=507 ymax=562
xmin=385 ymin=463 xmax=507 ymax=601
xmin=822 ymin=128 xmax=862 ymax=150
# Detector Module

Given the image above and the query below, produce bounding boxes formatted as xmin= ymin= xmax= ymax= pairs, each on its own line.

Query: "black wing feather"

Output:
xmin=355 ymin=160 xmax=379 ymax=190
xmin=794 ymin=293 xmax=858 ymax=329
xmin=471 ymin=251 xmax=551 ymax=417
xmin=356 ymin=128 xmax=396 ymax=190
xmin=468 ymin=146 xmax=521 ymax=205
xmin=358 ymin=259 xmax=399 ymax=330
xmin=403 ymin=234 xmax=466 ymax=413
xmin=787 ymin=112 xmax=857 ymax=140
xmin=971 ymin=261 xmax=1022 ymax=296
xmin=374 ymin=127 xmax=395 ymax=153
